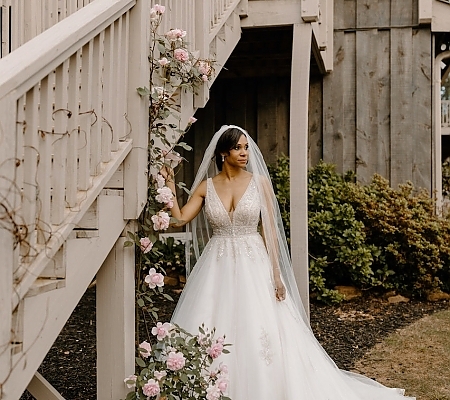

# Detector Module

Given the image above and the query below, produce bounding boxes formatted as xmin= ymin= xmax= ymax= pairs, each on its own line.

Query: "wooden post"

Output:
xmin=124 ymin=0 xmax=150 ymax=219
xmin=96 ymin=234 xmax=135 ymax=400
xmin=194 ymin=0 xmax=211 ymax=108
xmin=0 ymin=96 xmax=15 ymax=392
xmin=290 ymin=23 xmax=312 ymax=318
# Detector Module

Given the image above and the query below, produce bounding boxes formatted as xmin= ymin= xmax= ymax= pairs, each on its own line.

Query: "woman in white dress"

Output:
xmin=164 ymin=125 xmax=414 ymax=400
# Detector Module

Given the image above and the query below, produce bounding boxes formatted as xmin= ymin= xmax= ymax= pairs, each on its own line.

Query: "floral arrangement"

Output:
xmin=124 ymin=324 xmax=231 ymax=400
xmin=124 ymin=5 xmax=231 ymax=400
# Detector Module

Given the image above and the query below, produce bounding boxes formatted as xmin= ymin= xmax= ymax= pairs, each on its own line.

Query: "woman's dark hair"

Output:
xmin=214 ymin=128 xmax=246 ymax=171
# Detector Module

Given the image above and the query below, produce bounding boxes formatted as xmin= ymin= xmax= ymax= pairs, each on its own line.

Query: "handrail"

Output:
xmin=0 ymin=0 xmax=135 ymax=100
xmin=0 ymin=0 xmax=96 ymax=58
xmin=0 ymin=0 xmax=140 ymax=308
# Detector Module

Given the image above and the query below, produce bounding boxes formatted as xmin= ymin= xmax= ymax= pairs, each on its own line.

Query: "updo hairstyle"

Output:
xmin=214 ymin=127 xmax=246 ymax=171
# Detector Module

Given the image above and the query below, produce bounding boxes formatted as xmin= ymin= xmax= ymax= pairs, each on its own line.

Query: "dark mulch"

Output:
xmin=21 ymin=287 xmax=450 ymax=400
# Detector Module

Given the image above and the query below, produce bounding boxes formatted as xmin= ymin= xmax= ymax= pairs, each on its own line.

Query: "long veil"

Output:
xmin=185 ymin=125 xmax=309 ymax=325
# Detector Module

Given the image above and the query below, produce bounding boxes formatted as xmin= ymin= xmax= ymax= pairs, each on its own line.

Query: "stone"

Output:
xmin=334 ymin=286 xmax=362 ymax=300
xmin=387 ymin=294 xmax=410 ymax=304
xmin=427 ymin=290 xmax=450 ymax=302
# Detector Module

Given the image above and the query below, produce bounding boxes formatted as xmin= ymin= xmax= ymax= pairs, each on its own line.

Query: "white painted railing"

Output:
xmin=0 ymin=0 xmax=96 ymax=58
xmin=0 ymin=0 xmax=145 ymax=310
xmin=442 ymin=99 xmax=450 ymax=135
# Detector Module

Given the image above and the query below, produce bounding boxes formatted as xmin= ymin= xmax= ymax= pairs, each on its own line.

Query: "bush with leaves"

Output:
xmin=347 ymin=174 xmax=450 ymax=297
xmin=124 ymin=324 xmax=231 ymax=400
xmin=268 ymin=157 xmax=450 ymax=303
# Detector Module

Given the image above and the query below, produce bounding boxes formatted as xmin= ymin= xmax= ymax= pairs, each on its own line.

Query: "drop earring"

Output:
xmin=222 ymin=155 xmax=225 ymax=162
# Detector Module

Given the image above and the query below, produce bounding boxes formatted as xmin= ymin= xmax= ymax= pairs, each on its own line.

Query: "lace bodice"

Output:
xmin=205 ymin=177 xmax=260 ymax=237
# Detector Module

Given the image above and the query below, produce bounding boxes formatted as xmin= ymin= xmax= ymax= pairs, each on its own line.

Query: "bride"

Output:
xmin=163 ymin=125 xmax=414 ymax=399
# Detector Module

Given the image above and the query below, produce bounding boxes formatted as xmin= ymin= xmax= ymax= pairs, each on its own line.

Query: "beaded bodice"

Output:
xmin=205 ymin=177 xmax=260 ymax=237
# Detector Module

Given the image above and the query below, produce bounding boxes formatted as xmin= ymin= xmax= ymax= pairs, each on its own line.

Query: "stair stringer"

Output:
xmin=3 ymin=191 xmax=128 ymax=400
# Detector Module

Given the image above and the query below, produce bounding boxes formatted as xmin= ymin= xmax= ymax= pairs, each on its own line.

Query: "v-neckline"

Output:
xmin=210 ymin=176 xmax=253 ymax=223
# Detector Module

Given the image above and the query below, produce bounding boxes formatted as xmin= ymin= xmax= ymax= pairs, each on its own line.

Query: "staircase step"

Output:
xmin=26 ymin=278 xmax=66 ymax=298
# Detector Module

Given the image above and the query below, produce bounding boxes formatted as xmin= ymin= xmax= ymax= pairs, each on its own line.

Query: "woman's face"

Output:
xmin=224 ymin=134 xmax=249 ymax=168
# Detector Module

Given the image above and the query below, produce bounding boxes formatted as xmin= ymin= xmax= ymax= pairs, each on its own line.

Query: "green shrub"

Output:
xmin=268 ymin=157 xmax=450 ymax=303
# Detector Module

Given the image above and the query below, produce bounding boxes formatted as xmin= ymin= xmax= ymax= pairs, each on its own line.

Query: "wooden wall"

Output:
xmin=312 ymin=0 xmax=433 ymax=190
xmin=179 ymin=27 xmax=293 ymax=192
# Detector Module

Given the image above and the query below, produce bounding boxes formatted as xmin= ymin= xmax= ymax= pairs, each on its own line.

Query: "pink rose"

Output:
xmin=197 ymin=61 xmax=211 ymax=75
xmin=202 ymin=74 xmax=208 ymax=82
xmin=139 ymin=340 xmax=152 ymax=358
xmin=139 ymin=237 xmax=153 ymax=254
xmin=166 ymin=351 xmax=186 ymax=371
xmin=158 ymin=57 xmax=169 ymax=66
xmin=188 ymin=116 xmax=197 ymax=125
xmin=206 ymin=384 xmax=221 ymax=400
xmin=142 ymin=379 xmax=160 ymax=397
xmin=154 ymin=370 xmax=167 ymax=381
xmin=124 ymin=374 xmax=137 ymax=389
xmin=153 ymin=4 xmax=165 ymax=13
xmin=217 ymin=377 xmax=228 ymax=392
xmin=155 ymin=186 xmax=173 ymax=205
xmin=166 ymin=200 xmax=174 ymax=209
xmin=151 ymin=211 xmax=170 ymax=231
xmin=174 ymin=48 xmax=189 ymax=62
xmin=165 ymin=28 xmax=187 ymax=42
xmin=219 ymin=362 xmax=229 ymax=374
xmin=207 ymin=342 xmax=223 ymax=359
xmin=155 ymin=173 xmax=165 ymax=188
xmin=163 ymin=150 xmax=183 ymax=168
xmin=151 ymin=322 xmax=172 ymax=340
xmin=145 ymin=268 xmax=165 ymax=289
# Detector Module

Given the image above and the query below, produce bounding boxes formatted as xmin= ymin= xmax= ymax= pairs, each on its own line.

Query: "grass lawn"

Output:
xmin=353 ymin=309 xmax=450 ymax=400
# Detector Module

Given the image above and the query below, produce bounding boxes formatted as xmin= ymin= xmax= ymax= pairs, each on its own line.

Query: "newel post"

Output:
xmin=290 ymin=23 xmax=312 ymax=318
xmin=0 ymin=96 xmax=16 ymax=393
xmin=124 ymin=0 xmax=151 ymax=220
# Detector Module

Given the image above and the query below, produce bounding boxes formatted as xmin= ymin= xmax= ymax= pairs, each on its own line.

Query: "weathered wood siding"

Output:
xmin=315 ymin=0 xmax=432 ymax=191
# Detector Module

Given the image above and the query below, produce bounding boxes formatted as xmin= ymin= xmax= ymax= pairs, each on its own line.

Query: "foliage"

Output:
xmin=149 ymin=236 xmax=186 ymax=277
xmin=268 ymin=157 xmax=450 ymax=303
xmin=442 ymin=160 xmax=450 ymax=198
xmin=125 ymin=325 xmax=231 ymax=400
xmin=123 ymin=5 xmax=231 ymax=399
xmin=267 ymin=154 xmax=291 ymax=244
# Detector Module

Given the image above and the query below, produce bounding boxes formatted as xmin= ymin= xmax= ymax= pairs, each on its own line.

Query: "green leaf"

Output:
xmin=136 ymin=357 xmax=146 ymax=367
xmin=137 ymin=298 xmax=145 ymax=307
xmin=137 ymin=86 xmax=150 ymax=96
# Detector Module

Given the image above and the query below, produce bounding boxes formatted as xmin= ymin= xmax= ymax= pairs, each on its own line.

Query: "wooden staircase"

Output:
xmin=0 ymin=0 xmax=246 ymax=399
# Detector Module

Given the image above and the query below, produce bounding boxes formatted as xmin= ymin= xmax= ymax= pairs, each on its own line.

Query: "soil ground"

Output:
xmin=20 ymin=287 xmax=450 ymax=400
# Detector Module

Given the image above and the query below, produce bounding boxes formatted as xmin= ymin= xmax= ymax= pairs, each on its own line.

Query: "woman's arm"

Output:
xmin=164 ymin=170 xmax=206 ymax=227
xmin=259 ymin=176 xmax=286 ymax=301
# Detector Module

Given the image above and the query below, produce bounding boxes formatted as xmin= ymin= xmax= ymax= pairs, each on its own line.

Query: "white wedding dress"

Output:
xmin=171 ymin=176 xmax=414 ymax=400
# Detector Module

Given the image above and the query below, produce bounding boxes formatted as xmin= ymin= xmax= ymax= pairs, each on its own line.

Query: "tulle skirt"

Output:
xmin=171 ymin=233 xmax=414 ymax=400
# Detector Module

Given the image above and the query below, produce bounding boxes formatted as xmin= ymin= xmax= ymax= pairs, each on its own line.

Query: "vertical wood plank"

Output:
xmin=343 ymin=0 xmax=356 ymax=29
xmin=257 ymin=81 xmax=279 ymax=165
xmin=66 ymin=51 xmax=80 ymax=207
xmin=120 ymin=13 xmax=130 ymax=144
xmin=356 ymin=0 xmax=377 ymax=28
xmin=52 ymin=60 xmax=69 ymax=225
xmin=79 ymin=40 xmax=93 ymax=191
xmin=124 ymin=0 xmax=150 ymax=219
xmin=37 ymin=74 xmax=53 ymax=244
xmin=290 ymin=23 xmax=311 ymax=317
xmin=356 ymin=29 xmax=378 ymax=184
xmin=90 ymin=32 xmax=104 ymax=176
xmin=0 ymin=96 xmax=16 ymax=385
xmin=391 ymin=0 xmax=413 ymax=26
xmin=343 ymin=31 xmax=356 ymax=173
xmin=102 ymin=23 xmax=114 ymax=162
xmin=390 ymin=28 xmax=413 ymax=187
xmin=412 ymin=27 xmax=432 ymax=191
xmin=377 ymin=29 xmax=391 ymax=180
xmin=97 ymin=235 xmax=135 ymax=400
xmin=377 ymin=0 xmax=391 ymax=27
xmin=308 ymin=77 xmax=323 ymax=167
xmin=21 ymin=85 xmax=40 ymax=259
xmin=323 ymin=31 xmax=345 ymax=173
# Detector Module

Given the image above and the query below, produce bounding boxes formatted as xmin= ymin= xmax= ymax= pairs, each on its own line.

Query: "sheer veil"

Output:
xmin=185 ymin=125 xmax=309 ymax=325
